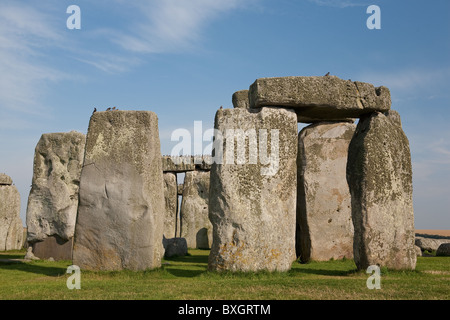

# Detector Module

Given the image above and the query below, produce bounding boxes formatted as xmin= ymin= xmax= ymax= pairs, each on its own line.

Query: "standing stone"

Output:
xmin=0 ymin=174 xmax=23 ymax=251
xmin=347 ymin=110 xmax=416 ymax=270
xmin=208 ymin=107 xmax=298 ymax=272
xmin=180 ymin=170 xmax=211 ymax=249
xmin=163 ymin=172 xmax=178 ymax=239
xmin=248 ymin=76 xmax=391 ymax=123
xmin=297 ymin=121 xmax=355 ymax=262
xmin=232 ymin=90 xmax=249 ymax=109
xmin=73 ymin=111 xmax=165 ymax=271
xmin=25 ymin=131 xmax=85 ymax=259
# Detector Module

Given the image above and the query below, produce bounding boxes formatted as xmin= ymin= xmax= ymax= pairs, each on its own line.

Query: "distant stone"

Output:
xmin=73 ymin=111 xmax=165 ymax=271
xmin=31 ymin=235 xmax=73 ymax=261
xmin=415 ymin=236 xmax=449 ymax=252
xmin=163 ymin=172 xmax=178 ymax=239
xmin=162 ymin=156 xmax=195 ymax=172
xmin=232 ymin=90 xmax=249 ymax=109
xmin=177 ymin=184 xmax=184 ymax=196
xmin=208 ymin=107 xmax=298 ymax=272
xmin=415 ymin=245 xmax=422 ymax=257
xmin=0 ymin=173 xmax=12 ymax=185
xmin=0 ymin=176 xmax=24 ymax=251
xmin=248 ymin=76 xmax=391 ymax=123
xmin=436 ymin=243 xmax=450 ymax=256
xmin=163 ymin=237 xmax=188 ymax=258
xmin=180 ymin=171 xmax=211 ymax=249
xmin=347 ymin=110 xmax=416 ymax=270
xmin=26 ymin=131 xmax=86 ymax=245
xmin=24 ymin=247 xmax=40 ymax=260
xmin=297 ymin=121 xmax=355 ymax=262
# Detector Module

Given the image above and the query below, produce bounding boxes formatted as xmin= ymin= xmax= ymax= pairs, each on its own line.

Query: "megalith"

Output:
xmin=73 ymin=110 xmax=165 ymax=271
xmin=180 ymin=170 xmax=211 ymax=249
xmin=249 ymin=76 xmax=391 ymax=123
xmin=0 ymin=174 xmax=23 ymax=251
xmin=297 ymin=121 xmax=355 ymax=262
xmin=347 ymin=110 xmax=416 ymax=270
xmin=208 ymin=107 xmax=298 ymax=272
xmin=232 ymin=90 xmax=249 ymax=109
xmin=163 ymin=172 xmax=178 ymax=239
xmin=26 ymin=131 xmax=85 ymax=260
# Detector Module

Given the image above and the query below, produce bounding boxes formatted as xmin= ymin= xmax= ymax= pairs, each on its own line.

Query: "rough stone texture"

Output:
xmin=347 ymin=110 xmax=416 ymax=270
xmin=436 ymin=243 xmax=450 ymax=256
xmin=163 ymin=237 xmax=188 ymax=258
xmin=297 ymin=121 xmax=355 ymax=262
xmin=232 ymin=90 xmax=249 ymax=109
xmin=32 ymin=236 xmax=73 ymax=260
xmin=26 ymin=131 xmax=86 ymax=244
xmin=162 ymin=156 xmax=195 ymax=172
xmin=0 ymin=179 xmax=23 ymax=251
xmin=415 ymin=237 xmax=450 ymax=252
xmin=0 ymin=173 xmax=12 ymax=185
xmin=24 ymin=247 xmax=40 ymax=260
xmin=163 ymin=172 xmax=178 ymax=239
xmin=415 ymin=245 xmax=422 ymax=257
xmin=177 ymin=184 xmax=184 ymax=196
xmin=248 ymin=76 xmax=391 ymax=123
xmin=73 ymin=111 xmax=165 ymax=271
xmin=208 ymin=107 xmax=298 ymax=272
xmin=180 ymin=171 xmax=211 ymax=249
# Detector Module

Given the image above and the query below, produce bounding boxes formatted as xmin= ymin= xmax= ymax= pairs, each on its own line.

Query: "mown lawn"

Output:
xmin=0 ymin=249 xmax=448 ymax=300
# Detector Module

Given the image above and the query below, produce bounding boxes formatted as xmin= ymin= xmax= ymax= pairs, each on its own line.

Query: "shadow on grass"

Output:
xmin=0 ymin=259 xmax=69 ymax=277
xmin=162 ymin=253 xmax=209 ymax=278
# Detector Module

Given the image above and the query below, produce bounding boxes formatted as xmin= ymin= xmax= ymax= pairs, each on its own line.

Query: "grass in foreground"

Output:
xmin=0 ymin=249 xmax=449 ymax=300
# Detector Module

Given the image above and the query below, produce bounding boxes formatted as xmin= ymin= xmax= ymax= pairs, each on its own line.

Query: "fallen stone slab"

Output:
xmin=347 ymin=110 xmax=416 ymax=270
xmin=297 ymin=121 xmax=355 ymax=262
xmin=436 ymin=243 xmax=450 ymax=256
xmin=248 ymin=76 xmax=391 ymax=123
xmin=73 ymin=110 xmax=165 ymax=271
xmin=415 ymin=236 xmax=449 ymax=252
xmin=208 ymin=107 xmax=298 ymax=272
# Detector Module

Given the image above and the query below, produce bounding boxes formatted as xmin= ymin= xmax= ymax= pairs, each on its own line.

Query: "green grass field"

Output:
xmin=0 ymin=249 xmax=448 ymax=300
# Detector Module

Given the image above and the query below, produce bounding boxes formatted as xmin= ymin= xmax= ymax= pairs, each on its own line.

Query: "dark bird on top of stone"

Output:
xmin=93 ymin=107 xmax=97 ymax=114
xmin=220 ymin=106 xmax=223 ymax=110
xmin=106 ymin=107 xmax=111 ymax=111
xmin=325 ymin=72 xmax=330 ymax=76
xmin=112 ymin=107 xmax=116 ymax=110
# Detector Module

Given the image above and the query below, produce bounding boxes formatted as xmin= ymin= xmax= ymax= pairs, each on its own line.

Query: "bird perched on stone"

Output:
xmin=325 ymin=72 xmax=330 ymax=76
xmin=220 ymin=105 xmax=223 ymax=110
xmin=106 ymin=107 xmax=111 ymax=111
xmin=112 ymin=106 xmax=116 ymax=110
xmin=92 ymin=107 xmax=97 ymax=114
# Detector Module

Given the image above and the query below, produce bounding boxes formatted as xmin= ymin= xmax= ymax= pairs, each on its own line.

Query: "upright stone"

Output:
xmin=163 ymin=172 xmax=178 ymax=239
xmin=232 ymin=90 xmax=249 ymax=109
xmin=347 ymin=110 xmax=416 ymax=270
xmin=26 ymin=131 xmax=85 ymax=259
xmin=180 ymin=170 xmax=211 ymax=249
xmin=73 ymin=111 xmax=165 ymax=271
xmin=208 ymin=107 xmax=298 ymax=272
xmin=249 ymin=76 xmax=391 ymax=123
xmin=297 ymin=122 xmax=355 ymax=262
xmin=0 ymin=174 xmax=23 ymax=251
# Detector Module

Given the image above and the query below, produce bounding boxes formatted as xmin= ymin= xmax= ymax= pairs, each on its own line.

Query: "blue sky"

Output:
xmin=0 ymin=0 xmax=449 ymax=229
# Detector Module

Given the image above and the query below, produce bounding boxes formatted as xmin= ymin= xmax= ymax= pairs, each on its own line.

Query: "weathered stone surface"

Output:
xmin=297 ymin=121 xmax=355 ymax=262
xmin=347 ymin=110 xmax=416 ymax=270
xmin=26 ymin=131 xmax=86 ymax=244
xmin=163 ymin=172 xmax=178 ymax=239
xmin=180 ymin=171 xmax=211 ymax=249
xmin=0 ymin=179 xmax=23 ymax=251
xmin=415 ymin=245 xmax=422 ymax=257
xmin=248 ymin=76 xmax=391 ymax=123
xmin=415 ymin=237 xmax=449 ymax=252
xmin=177 ymin=184 xmax=184 ymax=196
xmin=32 ymin=235 xmax=73 ymax=260
xmin=0 ymin=173 xmax=12 ymax=185
xmin=436 ymin=243 xmax=450 ymax=256
xmin=162 ymin=156 xmax=195 ymax=172
xmin=208 ymin=107 xmax=298 ymax=272
xmin=232 ymin=90 xmax=249 ymax=109
xmin=73 ymin=111 xmax=165 ymax=271
xmin=163 ymin=237 xmax=188 ymax=258
xmin=24 ymin=247 xmax=40 ymax=260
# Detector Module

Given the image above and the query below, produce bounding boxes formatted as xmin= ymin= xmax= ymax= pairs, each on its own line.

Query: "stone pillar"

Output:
xmin=180 ymin=170 xmax=211 ymax=249
xmin=347 ymin=110 xmax=416 ymax=270
xmin=0 ymin=174 xmax=23 ymax=251
xmin=163 ymin=172 xmax=178 ymax=239
xmin=73 ymin=111 xmax=165 ymax=271
xmin=208 ymin=107 xmax=298 ymax=272
xmin=25 ymin=131 xmax=85 ymax=260
xmin=232 ymin=90 xmax=249 ymax=109
xmin=297 ymin=121 xmax=355 ymax=262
